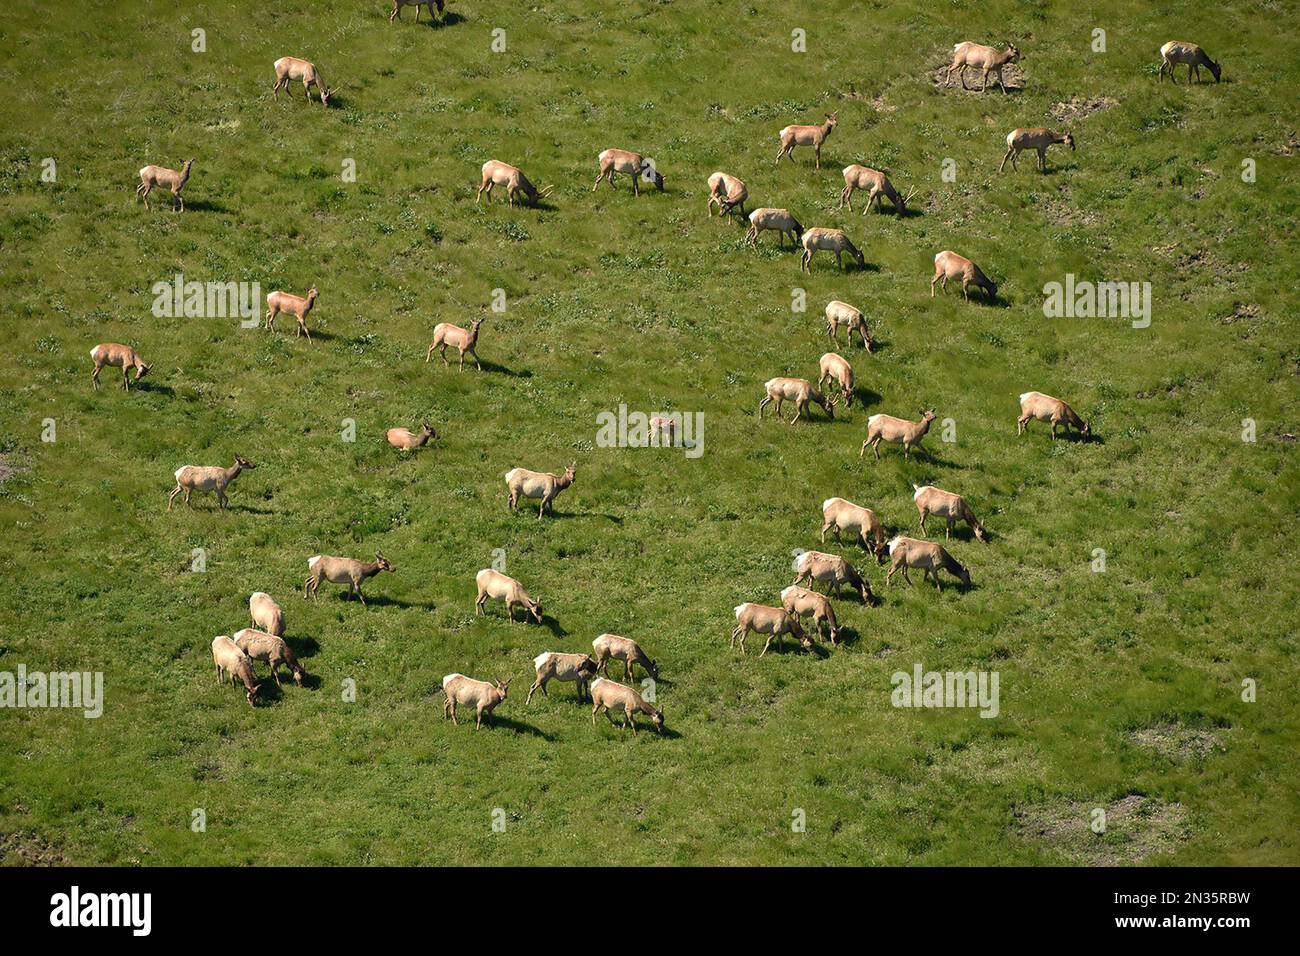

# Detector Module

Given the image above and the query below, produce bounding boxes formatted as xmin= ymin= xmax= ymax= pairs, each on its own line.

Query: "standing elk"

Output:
xmin=1017 ymin=391 xmax=1091 ymax=440
xmin=707 ymin=171 xmax=748 ymax=219
xmin=759 ymin=377 xmax=836 ymax=424
xmin=589 ymin=677 xmax=664 ymax=734
xmin=425 ymin=317 xmax=482 ymax=370
xmin=90 ymin=343 xmax=151 ymax=391
xmin=840 ymin=165 xmax=915 ymax=215
xmin=746 ymin=208 xmax=803 ymax=249
xmin=265 ymin=287 xmax=318 ymax=340
xmin=505 ymin=463 xmax=575 ymax=518
xmin=249 ymin=591 xmax=285 ymax=637
xmin=913 ymin=485 xmax=989 ymax=542
xmin=390 ymin=0 xmax=445 ymax=23
xmin=212 ymin=636 xmax=260 ymax=707
xmin=272 ymin=57 xmax=336 ymax=105
xmin=386 ymin=422 xmax=438 ymax=451
xmin=591 ymin=634 xmax=658 ymax=681
xmin=477 ymin=160 xmax=553 ymax=206
xmin=775 ymin=113 xmax=837 ymax=168
xmin=593 ymin=149 xmax=663 ymax=195
xmin=825 ymin=300 xmax=874 ymax=350
xmin=944 ymin=41 xmax=1021 ymax=93
xmin=1158 ymin=41 xmax=1221 ymax=84
xmin=780 ymin=585 xmax=841 ymax=646
xmin=820 ymin=497 xmax=886 ymax=558
xmin=817 ymin=353 xmax=855 ymax=408
xmin=861 ymin=410 xmax=937 ymax=461
xmin=886 ymin=536 xmax=971 ymax=592
xmin=801 ymin=228 xmax=865 ymax=273
xmin=792 ymin=550 xmax=874 ymax=605
xmin=168 ymin=456 xmax=256 ymax=511
xmin=931 ymin=251 xmax=997 ymax=301
xmin=1000 ymin=128 xmax=1074 ymax=173
xmin=234 ymin=628 xmax=308 ymax=688
xmin=304 ymin=553 xmax=395 ymax=605
xmin=527 ymin=652 xmax=598 ymax=704
xmin=442 ymin=674 xmax=509 ymax=730
xmin=731 ymin=603 xmax=814 ymax=656
xmin=136 ymin=159 xmax=193 ymax=212
xmin=475 ymin=568 xmax=544 ymax=624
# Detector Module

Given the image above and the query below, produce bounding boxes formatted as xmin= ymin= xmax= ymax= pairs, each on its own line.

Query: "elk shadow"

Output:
xmin=252 ymin=682 xmax=283 ymax=705
xmin=180 ymin=199 xmax=232 ymax=214
xmin=537 ymin=615 xmax=568 ymax=638
xmin=489 ymin=715 xmax=553 ymax=739
xmin=223 ymin=503 xmax=275 ymax=515
xmin=286 ymin=636 xmax=320 ymax=659
xmin=829 ymin=625 xmax=862 ymax=649
xmin=430 ymin=11 xmax=465 ymax=28
xmin=850 ymin=386 xmax=883 ymax=409
xmin=477 ymin=359 xmax=532 ymax=377
xmin=133 ymin=381 xmax=175 ymax=398
xmin=349 ymin=594 xmax=439 ymax=611
xmin=546 ymin=511 xmax=624 ymax=525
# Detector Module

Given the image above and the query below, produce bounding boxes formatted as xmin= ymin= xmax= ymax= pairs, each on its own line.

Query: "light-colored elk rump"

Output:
xmin=801 ymin=228 xmax=865 ymax=273
xmin=1017 ymin=391 xmax=1091 ymax=440
xmin=527 ymin=652 xmax=598 ymax=704
xmin=707 ymin=172 xmax=748 ymax=218
xmin=593 ymin=149 xmax=663 ymax=195
xmin=775 ymin=113 xmax=837 ymax=168
xmin=442 ymin=673 xmax=509 ymax=730
xmin=839 ymin=165 xmax=916 ymax=215
xmin=825 ymin=300 xmax=874 ymax=351
xmin=90 ymin=343 xmax=151 ymax=391
xmin=793 ymin=550 xmax=874 ymax=605
xmin=746 ymin=208 xmax=803 ymax=249
xmin=944 ymin=41 xmax=1021 ymax=93
xmin=265 ymin=287 xmax=318 ymax=340
xmin=504 ymin=463 xmax=575 ymax=518
xmin=759 ymin=377 xmax=836 ymax=424
xmin=780 ymin=585 xmax=841 ymax=645
xmin=886 ymin=536 xmax=971 ymax=592
xmin=425 ymin=318 xmax=482 ymax=370
xmin=212 ymin=636 xmax=260 ymax=707
xmin=818 ymin=353 xmax=855 ymax=407
xmin=931 ymin=251 xmax=997 ymax=301
xmin=168 ymin=456 xmax=256 ymax=511
xmin=731 ymin=603 xmax=813 ymax=656
xmin=999 ymin=128 xmax=1075 ymax=173
xmin=136 ymin=159 xmax=193 ymax=212
xmin=390 ymin=0 xmax=445 ymax=23
xmin=248 ymin=591 xmax=285 ymax=637
xmin=820 ymin=497 xmax=886 ymax=557
xmin=386 ymin=422 xmax=438 ymax=451
xmin=591 ymin=634 xmax=658 ymax=681
xmin=474 ymin=568 xmax=543 ymax=624
xmin=861 ymin=410 xmax=937 ymax=460
xmin=589 ymin=677 xmax=664 ymax=735
xmin=913 ymin=485 xmax=989 ymax=543
xmin=272 ymin=57 xmax=336 ymax=105
xmin=234 ymin=628 xmax=308 ymax=687
xmin=303 ymin=552 xmax=395 ymax=604
xmin=477 ymin=160 xmax=553 ymax=206
xmin=1158 ymin=41 xmax=1221 ymax=84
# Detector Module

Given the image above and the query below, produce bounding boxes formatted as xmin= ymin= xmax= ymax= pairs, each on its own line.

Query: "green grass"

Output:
xmin=0 ymin=0 xmax=1297 ymax=866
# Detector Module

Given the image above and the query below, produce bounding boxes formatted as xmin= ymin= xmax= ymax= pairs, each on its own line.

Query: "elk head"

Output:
xmin=375 ymin=552 xmax=395 ymax=573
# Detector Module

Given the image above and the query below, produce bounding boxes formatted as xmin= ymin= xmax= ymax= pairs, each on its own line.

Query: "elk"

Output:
xmin=1017 ymin=391 xmax=1091 ymax=440
xmin=706 ymin=171 xmax=748 ymax=219
xmin=589 ymin=677 xmax=664 ymax=735
xmin=425 ymin=317 xmax=482 ymax=370
xmin=272 ymin=57 xmax=336 ymax=106
xmin=931 ymin=251 xmax=997 ymax=301
xmin=212 ymin=636 xmax=260 ymax=707
xmin=913 ymin=485 xmax=989 ymax=542
xmin=801 ymin=228 xmax=865 ymax=273
xmin=731 ymin=603 xmax=813 ymax=656
xmin=591 ymin=634 xmax=658 ymax=681
xmin=265 ymin=287 xmax=318 ymax=340
xmin=775 ymin=113 xmax=837 ymax=168
xmin=233 ymin=628 xmax=308 ymax=688
xmin=527 ymin=652 xmax=598 ymax=704
xmin=820 ymin=497 xmax=886 ymax=558
xmin=168 ymin=456 xmax=256 ymax=511
xmin=474 ymin=568 xmax=543 ymax=624
xmin=390 ymin=0 xmax=445 ymax=23
xmin=135 ymin=159 xmax=193 ymax=212
xmin=1158 ymin=41 xmax=1221 ymax=84
xmin=386 ymin=422 xmax=438 ymax=451
xmin=442 ymin=674 xmax=509 ymax=730
xmin=303 ymin=553 xmax=395 ymax=605
xmin=944 ymin=41 xmax=1021 ymax=93
xmin=999 ymin=128 xmax=1075 ymax=173
xmin=817 ymin=353 xmax=855 ymax=407
xmin=248 ymin=591 xmax=285 ymax=637
xmin=886 ymin=536 xmax=971 ymax=592
xmin=593 ymin=149 xmax=663 ymax=195
xmin=792 ymin=550 xmax=874 ymax=605
xmin=89 ymin=343 xmax=151 ymax=391
xmin=746 ymin=208 xmax=803 ymax=249
xmin=504 ymin=463 xmax=575 ymax=518
xmin=825 ymin=300 xmax=873 ymax=350
xmin=477 ymin=160 xmax=553 ymax=206
xmin=780 ymin=585 xmax=841 ymax=646
xmin=861 ymin=410 xmax=936 ymax=461
xmin=759 ymin=377 xmax=836 ymax=424
xmin=839 ymin=165 xmax=916 ymax=215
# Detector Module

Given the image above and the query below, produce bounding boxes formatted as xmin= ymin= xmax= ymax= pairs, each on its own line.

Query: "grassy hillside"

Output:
xmin=0 ymin=0 xmax=1296 ymax=865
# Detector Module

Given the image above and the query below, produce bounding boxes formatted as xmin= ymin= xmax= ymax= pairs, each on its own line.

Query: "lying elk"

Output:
xmin=825 ymin=300 xmax=873 ymax=350
xmin=90 ymin=343 xmax=151 ymax=391
xmin=528 ymin=652 xmax=598 ymax=704
xmin=386 ymin=422 xmax=438 ymax=451
xmin=1000 ymin=128 xmax=1074 ymax=173
xmin=801 ymin=228 xmax=865 ymax=273
xmin=425 ymin=317 xmax=482 ymax=370
xmin=793 ymin=550 xmax=874 ymax=605
xmin=886 ymin=536 xmax=971 ymax=592
xmin=707 ymin=171 xmax=748 ymax=219
xmin=272 ymin=57 xmax=337 ymax=106
xmin=818 ymin=353 xmax=855 ymax=407
xmin=590 ymin=677 xmax=664 ymax=734
xmin=746 ymin=208 xmax=803 ymax=249
xmin=944 ymin=41 xmax=1021 ymax=93
xmin=759 ymin=377 xmax=836 ymax=424
xmin=390 ymin=0 xmax=445 ymax=23
xmin=477 ymin=160 xmax=553 ymax=206
xmin=505 ymin=462 xmax=575 ymax=518
xmin=821 ymin=497 xmax=886 ymax=558
xmin=1158 ymin=41 xmax=1221 ymax=84
xmin=265 ymin=287 xmax=318 ymax=340
xmin=474 ymin=568 xmax=543 ymax=624
xmin=1017 ymin=391 xmax=1091 ymax=440
xmin=304 ymin=552 xmax=395 ymax=605
xmin=931 ymin=251 xmax=997 ymax=301
xmin=593 ymin=149 xmax=663 ymax=195
xmin=840 ymin=165 xmax=915 ymax=215
xmin=862 ymin=410 xmax=936 ymax=461
xmin=913 ymin=485 xmax=989 ymax=542
xmin=136 ymin=159 xmax=193 ymax=212
xmin=775 ymin=113 xmax=837 ymax=168
xmin=780 ymin=585 xmax=841 ymax=645
xmin=168 ymin=456 xmax=256 ymax=511
xmin=732 ymin=603 xmax=813 ymax=656
xmin=442 ymin=674 xmax=509 ymax=730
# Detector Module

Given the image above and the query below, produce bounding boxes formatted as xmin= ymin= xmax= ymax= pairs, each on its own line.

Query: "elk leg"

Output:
xmin=999 ymin=147 xmax=1014 ymax=172
xmin=814 ymin=144 xmax=821 ymax=169
xmin=1017 ymin=415 xmax=1029 ymax=434
xmin=92 ymin=364 xmax=102 ymax=388
xmin=946 ymin=519 xmax=954 ymax=539
xmin=438 ymin=344 xmax=449 ymax=366
xmin=469 ymin=347 xmax=481 ymax=371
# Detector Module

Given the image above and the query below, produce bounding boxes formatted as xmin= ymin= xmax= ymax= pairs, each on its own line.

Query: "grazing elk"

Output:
xmin=589 ymin=677 xmax=664 ymax=734
xmin=168 ymin=456 xmax=256 ymax=511
xmin=212 ymin=636 xmax=260 ymax=707
xmin=591 ymin=634 xmax=658 ymax=681
xmin=780 ymin=585 xmax=841 ymax=646
xmin=90 ymin=343 xmax=151 ymax=391
xmin=272 ymin=57 xmax=336 ymax=105
xmin=775 ymin=113 xmax=837 ymax=168
xmin=474 ymin=568 xmax=543 ymax=624
xmin=944 ymin=41 xmax=1021 ymax=93
xmin=746 ymin=208 xmax=803 ymax=249
xmin=527 ymin=652 xmax=598 ymax=703
xmin=913 ymin=485 xmax=989 ymax=542
xmin=425 ymin=317 xmax=482 ymax=370
xmin=1158 ymin=41 xmax=1221 ymax=84
xmin=886 ymin=536 xmax=971 ymax=592
xmin=442 ymin=673 xmax=509 ymax=730
xmin=234 ymin=628 xmax=308 ymax=688
xmin=1000 ymin=128 xmax=1075 ymax=173
xmin=931 ymin=251 xmax=997 ymax=301
xmin=793 ymin=550 xmax=874 ymax=605
xmin=593 ymin=149 xmax=663 ymax=195
xmin=820 ymin=497 xmax=886 ymax=558
xmin=248 ymin=592 xmax=285 ymax=637
xmin=265 ymin=287 xmax=318 ymax=340
xmin=818 ymin=353 xmax=855 ymax=407
xmin=1017 ymin=391 xmax=1091 ymax=440
xmin=390 ymin=0 xmax=445 ymax=23
xmin=759 ymin=377 xmax=836 ymax=424
xmin=801 ymin=228 xmax=865 ymax=273
xmin=477 ymin=160 xmax=553 ymax=206
xmin=825 ymin=300 xmax=873 ymax=350
xmin=731 ymin=603 xmax=813 ymax=657
xmin=840 ymin=165 xmax=916 ymax=215
xmin=136 ymin=159 xmax=193 ymax=212
xmin=386 ymin=422 xmax=438 ymax=451
xmin=861 ymin=410 xmax=937 ymax=460
xmin=707 ymin=171 xmax=748 ymax=219
xmin=304 ymin=553 xmax=395 ymax=605
xmin=505 ymin=463 xmax=575 ymax=518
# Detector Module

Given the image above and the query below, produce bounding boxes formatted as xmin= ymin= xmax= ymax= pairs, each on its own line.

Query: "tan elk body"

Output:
xmin=474 ymin=569 xmax=543 ymax=624
xmin=168 ymin=456 xmax=256 ymax=510
xmin=780 ymin=585 xmax=841 ymax=645
xmin=759 ymin=377 xmax=836 ymax=424
xmin=944 ymin=42 xmax=1021 ymax=93
xmin=931 ymin=251 xmax=997 ymax=300
xmin=1158 ymin=41 xmax=1221 ymax=83
xmin=746 ymin=208 xmax=803 ymax=248
xmin=212 ymin=636 xmax=260 ymax=706
xmin=390 ymin=0 xmax=445 ymax=23
xmin=593 ymin=149 xmax=663 ymax=195
xmin=426 ymin=318 xmax=482 ymax=370
xmin=233 ymin=628 xmax=307 ymax=687
xmin=477 ymin=160 xmax=553 ymax=206
xmin=731 ymin=603 xmax=813 ymax=656
xmin=442 ymin=674 xmax=509 ymax=729
xmin=886 ymin=536 xmax=971 ymax=591
xmin=136 ymin=159 xmax=193 ymax=212
xmin=589 ymin=677 xmax=664 ymax=734
xmin=386 ymin=422 xmax=438 ymax=451
xmin=591 ymin=634 xmax=658 ymax=681
xmin=707 ymin=171 xmax=748 ymax=218
xmin=862 ymin=410 xmax=937 ymax=460
xmin=793 ymin=550 xmax=874 ymax=604
xmin=825 ymin=300 xmax=873 ymax=350
xmin=840 ymin=165 xmax=915 ymax=215
xmin=504 ymin=463 xmax=575 ymax=518
xmin=248 ymin=591 xmax=285 ymax=636
xmin=775 ymin=114 xmax=837 ymax=168
xmin=801 ymin=228 xmax=865 ymax=273
xmin=272 ymin=57 xmax=335 ymax=105
xmin=1000 ymin=128 xmax=1074 ymax=173
xmin=817 ymin=353 xmax=855 ymax=407
xmin=913 ymin=486 xmax=989 ymax=542
xmin=1017 ymin=391 xmax=1090 ymax=439
xmin=90 ymin=343 xmax=151 ymax=391
xmin=304 ymin=553 xmax=394 ymax=604
xmin=527 ymin=652 xmax=598 ymax=704
xmin=265 ymin=287 xmax=318 ymax=340
xmin=821 ymin=497 xmax=886 ymax=557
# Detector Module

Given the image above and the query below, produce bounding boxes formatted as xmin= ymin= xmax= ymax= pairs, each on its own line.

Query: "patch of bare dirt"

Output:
xmin=0 ymin=453 xmax=19 ymax=485
xmin=0 ymin=830 xmax=66 ymax=866
xmin=1274 ymin=132 xmax=1299 ymax=156
xmin=1051 ymin=96 xmax=1117 ymax=124
xmin=1221 ymin=302 xmax=1261 ymax=324
xmin=1013 ymin=794 xmax=1190 ymax=865
xmin=931 ymin=62 xmax=1025 ymax=94
xmin=1042 ymin=186 xmax=1100 ymax=227
xmin=1130 ymin=722 xmax=1226 ymax=761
